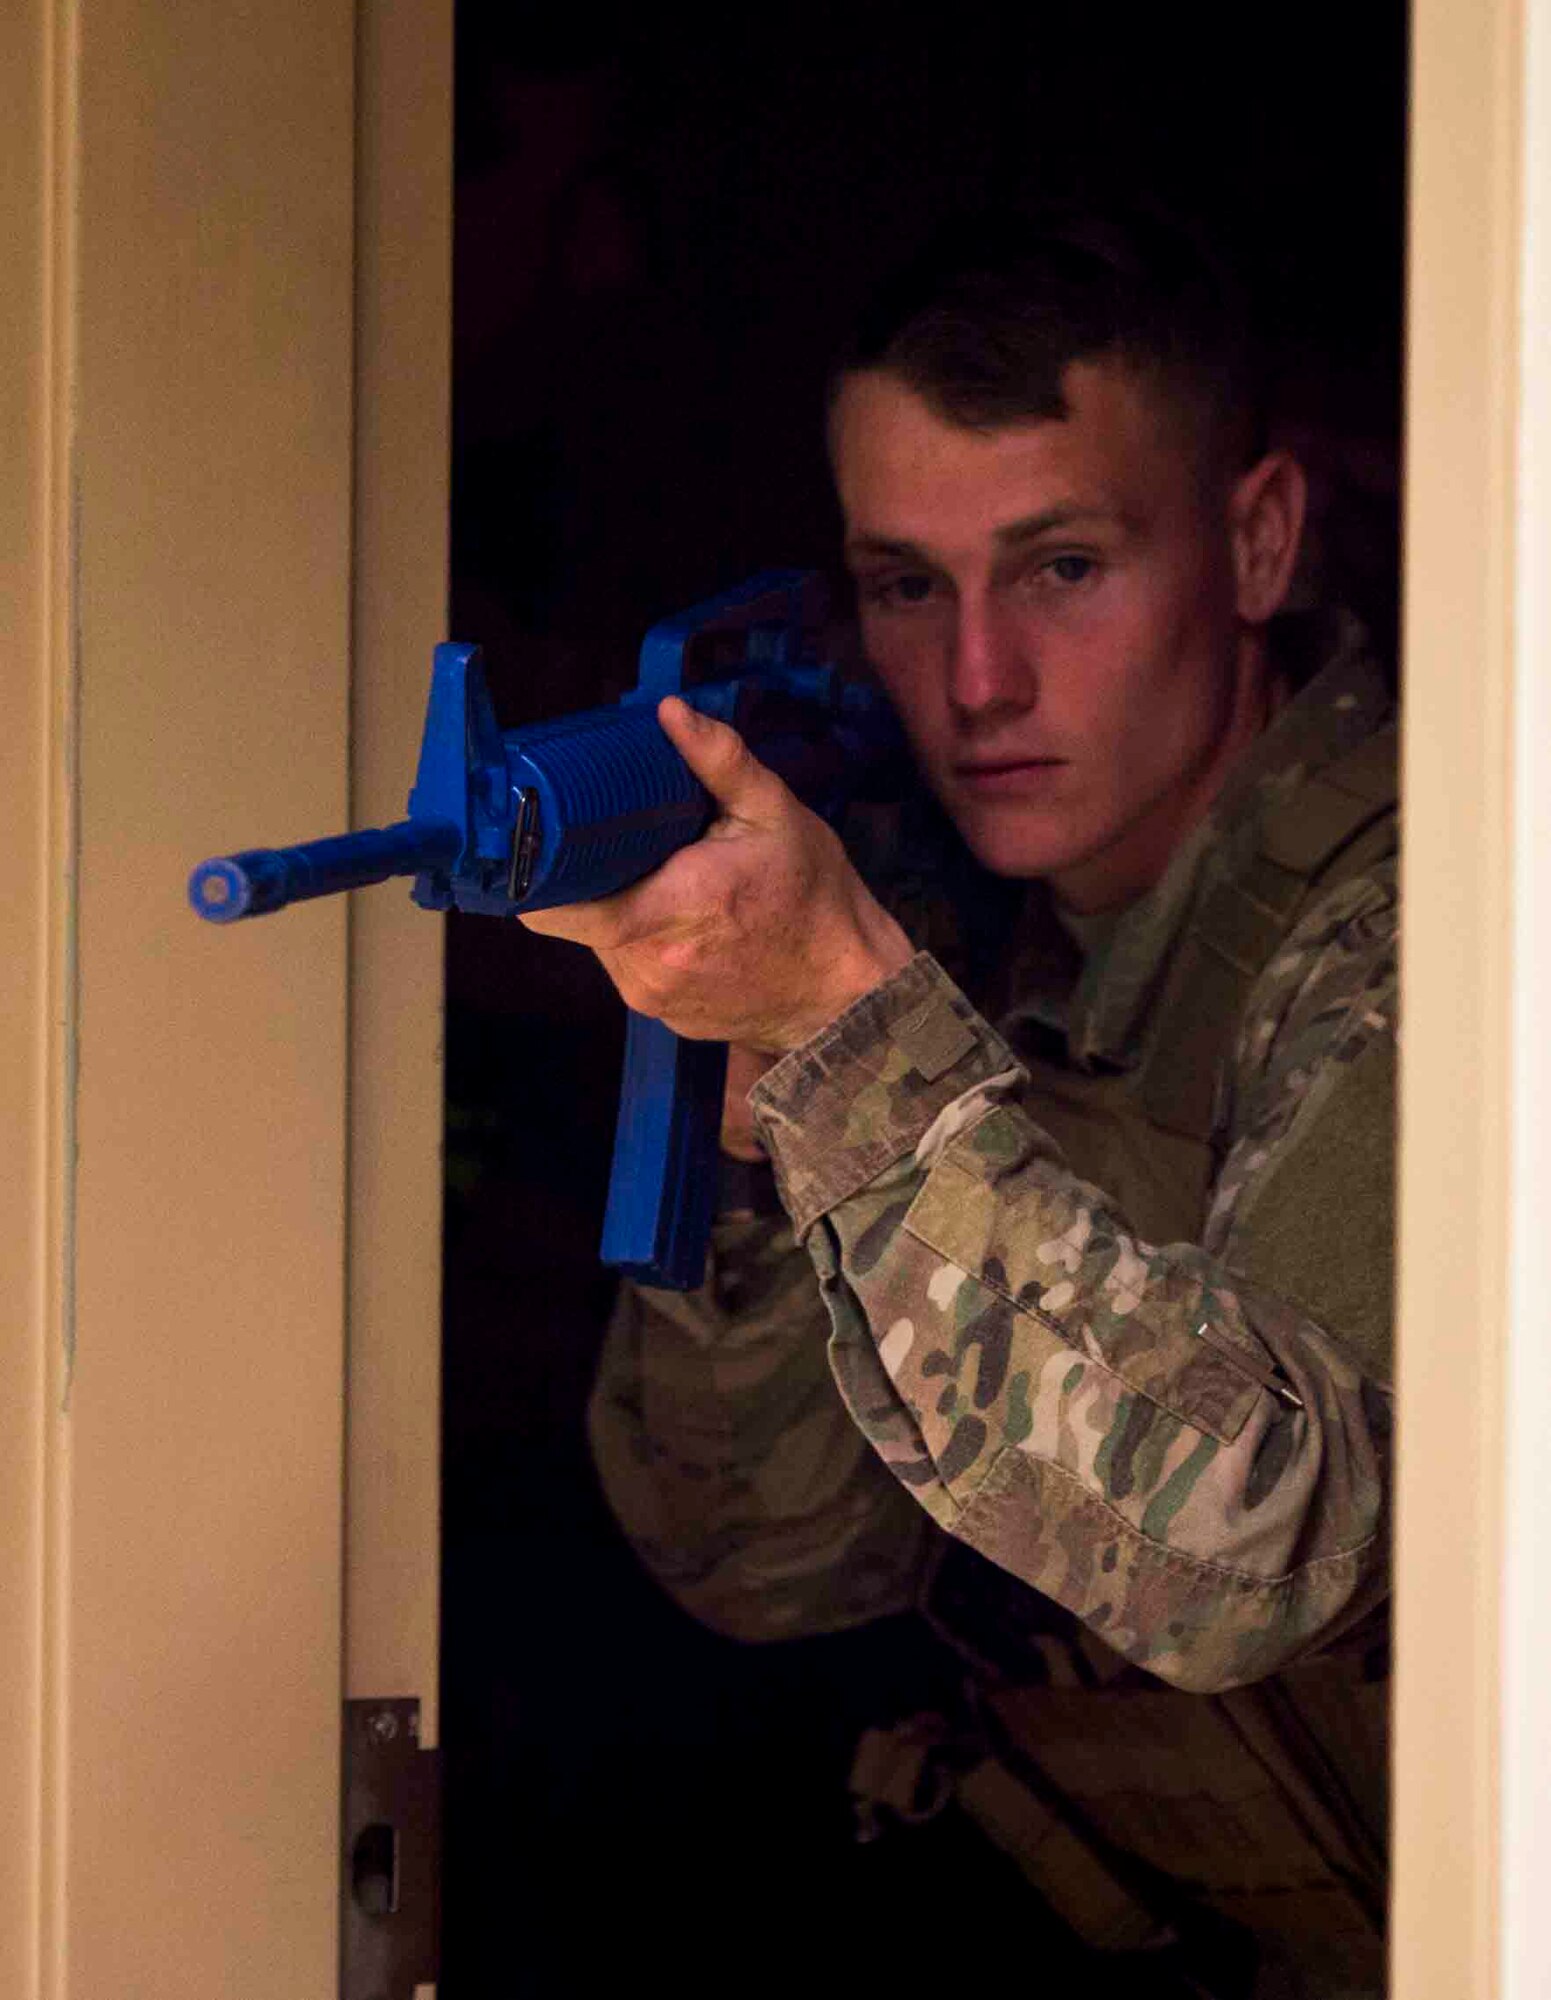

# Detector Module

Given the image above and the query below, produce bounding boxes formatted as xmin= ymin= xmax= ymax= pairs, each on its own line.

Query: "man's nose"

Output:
xmin=947 ymin=597 xmax=1036 ymax=722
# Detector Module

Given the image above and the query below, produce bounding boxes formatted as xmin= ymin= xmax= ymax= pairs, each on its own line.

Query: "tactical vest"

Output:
xmin=923 ymin=724 xmax=1399 ymax=1992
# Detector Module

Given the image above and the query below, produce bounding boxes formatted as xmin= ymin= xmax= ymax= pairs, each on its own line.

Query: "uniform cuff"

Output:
xmin=749 ymin=953 xmax=1020 ymax=1238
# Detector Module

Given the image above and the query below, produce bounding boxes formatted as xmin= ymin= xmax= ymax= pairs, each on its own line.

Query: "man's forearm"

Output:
xmin=750 ymin=945 xmax=1396 ymax=1692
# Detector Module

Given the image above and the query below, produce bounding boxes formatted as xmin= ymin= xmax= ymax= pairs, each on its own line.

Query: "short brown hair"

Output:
xmin=834 ymin=203 xmax=1267 ymax=478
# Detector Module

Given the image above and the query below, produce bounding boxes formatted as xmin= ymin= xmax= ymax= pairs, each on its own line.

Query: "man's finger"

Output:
xmin=658 ymin=696 xmax=786 ymax=823
xmin=518 ymin=854 xmax=701 ymax=946
xmin=517 ymin=900 xmax=625 ymax=944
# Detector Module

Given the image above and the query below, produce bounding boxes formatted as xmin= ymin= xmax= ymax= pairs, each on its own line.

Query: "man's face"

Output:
xmin=831 ymin=363 xmax=1263 ymax=911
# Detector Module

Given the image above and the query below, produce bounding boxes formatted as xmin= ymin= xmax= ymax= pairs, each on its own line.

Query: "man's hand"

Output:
xmin=519 ymin=696 xmax=914 ymax=1054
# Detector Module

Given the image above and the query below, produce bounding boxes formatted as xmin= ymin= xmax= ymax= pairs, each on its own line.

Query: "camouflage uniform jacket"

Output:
xmin=589 ymin=611 xmax=1397 ymax=1699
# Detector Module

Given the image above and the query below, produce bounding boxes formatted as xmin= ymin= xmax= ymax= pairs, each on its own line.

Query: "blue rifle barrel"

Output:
xmin=188 ymin=818 xmax=461 ymax=923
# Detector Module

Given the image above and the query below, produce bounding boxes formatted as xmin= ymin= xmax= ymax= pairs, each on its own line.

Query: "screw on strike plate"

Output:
xmin=366 ymin=1710 xmax=400 ymax=1746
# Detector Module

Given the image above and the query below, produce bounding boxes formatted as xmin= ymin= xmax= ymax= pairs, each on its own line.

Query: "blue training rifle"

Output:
xmin=188 ymin=570 xmax=907 ymax=1290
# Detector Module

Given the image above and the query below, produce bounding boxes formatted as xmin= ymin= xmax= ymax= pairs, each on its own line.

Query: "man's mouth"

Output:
xmin=954 ymin=756 xmax=1067 ymax=794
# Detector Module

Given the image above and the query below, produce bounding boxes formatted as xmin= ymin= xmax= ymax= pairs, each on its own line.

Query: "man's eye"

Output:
xmin=1046 ymin=554 xmax=1097 ymax=586
xmin=863 ymin=572 xmax=938 ymax=610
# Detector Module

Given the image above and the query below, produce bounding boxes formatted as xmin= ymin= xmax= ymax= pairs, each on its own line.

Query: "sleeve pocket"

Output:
xmin=902 ymin=1124 xmax=1262 ymax=1448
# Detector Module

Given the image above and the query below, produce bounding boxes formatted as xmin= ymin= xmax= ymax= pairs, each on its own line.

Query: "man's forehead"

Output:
xmin=844 ymin=502 xmax=1128 ymax=563
xmin=831 ymin=364 xmax=1169 ymax=550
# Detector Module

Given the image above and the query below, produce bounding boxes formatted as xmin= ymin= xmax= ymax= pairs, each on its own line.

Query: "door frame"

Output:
xmin=1 ymin=2 xmax=448 ymax=1993
xmin=1395 ymin=0 xmax=1551 ymax=1993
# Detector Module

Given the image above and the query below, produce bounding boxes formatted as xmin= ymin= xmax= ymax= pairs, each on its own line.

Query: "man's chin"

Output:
xmin=947 ymin=802 xmax=1094 ymax=883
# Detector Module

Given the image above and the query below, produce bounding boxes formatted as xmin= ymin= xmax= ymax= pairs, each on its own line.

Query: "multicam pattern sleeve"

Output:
xmin=749 ymin=871 xmax=1397 ymax=1695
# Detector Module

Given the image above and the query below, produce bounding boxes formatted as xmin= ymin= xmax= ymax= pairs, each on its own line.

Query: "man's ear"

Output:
xmin=1228 ymin=450 xmax=1308 ymax=623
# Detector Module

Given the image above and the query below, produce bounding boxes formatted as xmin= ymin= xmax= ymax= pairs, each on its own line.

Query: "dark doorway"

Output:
xmin=440 ymin=11 xmax=1407 ymax=1993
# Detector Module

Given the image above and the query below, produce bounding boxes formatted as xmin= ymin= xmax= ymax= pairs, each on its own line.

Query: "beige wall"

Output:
xmin=68 ymin=1 xmax=355 ymax=1991
xmin=2 ymin=1 xmax=447 ymax=1994
xmin=0 ymin=1 xmax=58 ymax=1990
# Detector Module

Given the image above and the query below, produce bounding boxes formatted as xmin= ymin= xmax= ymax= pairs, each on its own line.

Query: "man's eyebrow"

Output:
xmin=993 ymin=504 xmax=1117 ymax=545
xmin=844 ymin=505 xmax=1119 ymax=566
xmin=844 ymin=534 xmax=930 ymax=565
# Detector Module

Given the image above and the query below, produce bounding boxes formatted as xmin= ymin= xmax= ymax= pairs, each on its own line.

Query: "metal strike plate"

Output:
xmin=341 ymin=1698 xmax=440 ymax=2000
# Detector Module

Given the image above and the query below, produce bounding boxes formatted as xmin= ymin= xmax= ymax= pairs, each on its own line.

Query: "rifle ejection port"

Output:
xmin=508 ymin=788 xmax=543 ymax=902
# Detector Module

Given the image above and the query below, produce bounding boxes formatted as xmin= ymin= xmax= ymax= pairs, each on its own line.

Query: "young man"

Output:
xmin=525 ymin=211 xmax=1397 ymax=1995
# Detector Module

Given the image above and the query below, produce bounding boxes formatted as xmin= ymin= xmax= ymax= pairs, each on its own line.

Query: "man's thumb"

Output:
xmin=658 ymin=695 xmax=780 ymax=819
